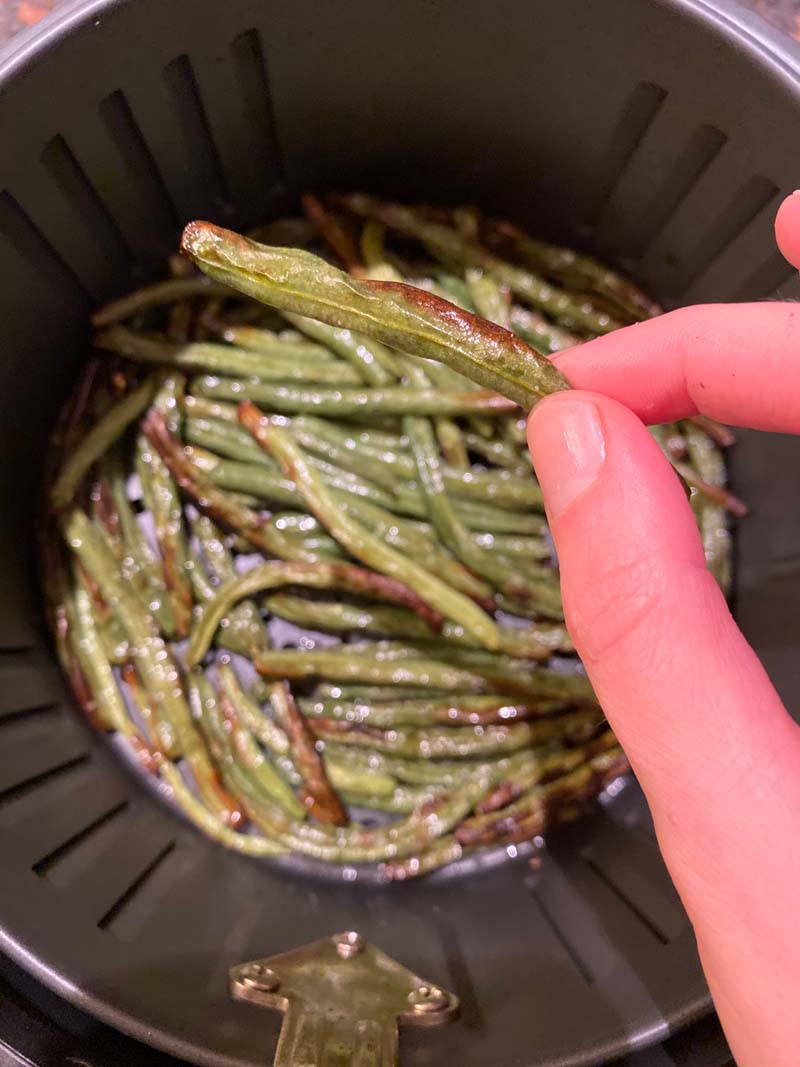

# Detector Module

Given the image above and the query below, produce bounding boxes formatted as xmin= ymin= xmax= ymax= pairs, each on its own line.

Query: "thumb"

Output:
xmin=528 ymin=391 xmax=800 ymax=1067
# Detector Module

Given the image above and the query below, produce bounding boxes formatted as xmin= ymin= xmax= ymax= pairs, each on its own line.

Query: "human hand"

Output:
xmin=527 ymin=194 xmax=800 ymax=1067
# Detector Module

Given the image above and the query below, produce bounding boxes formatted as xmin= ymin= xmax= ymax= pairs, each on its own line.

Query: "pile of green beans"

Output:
xmin=41 ymin=195 xmax=737 ymax=879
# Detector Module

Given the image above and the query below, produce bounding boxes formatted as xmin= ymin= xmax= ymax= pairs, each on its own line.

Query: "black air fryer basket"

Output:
xmin=1 ymin=2 xmax=799 ymax=1065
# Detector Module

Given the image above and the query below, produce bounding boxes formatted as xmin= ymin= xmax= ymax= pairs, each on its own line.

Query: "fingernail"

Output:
xmin=530 ymin=398 xmax=606 ymax=519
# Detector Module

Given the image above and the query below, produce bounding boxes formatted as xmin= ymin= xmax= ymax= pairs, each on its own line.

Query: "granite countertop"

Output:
xmin=1 ymin=0 xmax=800 ymax=45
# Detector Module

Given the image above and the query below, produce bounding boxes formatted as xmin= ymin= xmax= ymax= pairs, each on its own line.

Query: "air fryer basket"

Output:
xmin=1 ymin=1 xmax=799 ymax=1064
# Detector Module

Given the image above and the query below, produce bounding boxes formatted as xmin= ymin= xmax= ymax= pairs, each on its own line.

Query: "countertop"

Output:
xmin=1 ymin=0 xmax=800 ymax=45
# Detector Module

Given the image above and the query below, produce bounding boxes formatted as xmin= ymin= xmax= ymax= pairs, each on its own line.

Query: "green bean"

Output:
xmin=222 ymin=325 xmax=335 ymax=361
xmin=302 ymin=192 xmax=364 ymax=272
xmin=185 ymin=412 xmax=400 ymax=496
xmin=193 ymin=672 xmax=503 ymax=861
xmin=434 ymin=417 xmax=469 ymax=470
xmin=298 ymin=694 xmax=568 ymax=728
xmin=192 ymin=374 xmax=518 ymax=417
xmin=159 ymin=761 xmax=286 ymax=857
xmin=466 ymin=268 xmax=511 ymax=328
xmin=187 ymin=670 xmax=290 ymax=829
xmin=186 ymin=420 xmax=400 ymax=510
xmin=64 ymin=509 xmax=246 ymax=824
xmin=143 ymin=409 xmax=321 ymax=562
xmin=49 ymin=373 xmax=163 ymax=510
xmin=91 ymin=277 xmax=232 ymax=327
xmin=96 ymin=326 xmax=363 ymax=385
xmin=214 ymin=676 xmax=305 ymax=819
xmin=509 ymin=305 xmax=579 ymax=354
xmin=684 ymin=423 xmax=733 ymax=593
xmin=341 ymin=783 xmax=442 ymax=814
xmin=455 ymin=747 xmax=628 ymax=846
xmin=270 ymin=515 xmax=344 ymax=559
xmin=105 ymin=449 xmax=175 ymax=634
xmin=184 ymin=399 xmax=545 ymax=528
xmin=432 ymin=272 xmax=476 ymax=310
xmin=283 ymin=313 xmax=401 ymax=385
xmin=65 ymin=575 xmax=135 ymax=736
xmin=687 ymin=415 xmax=735 ymax=449
xmin=314 ymin=684 xmax=458 ymax=701
xmin=136 ymin=377 xmax=193 ymax=637
xmin=240 ymin=405 xmax=501 ymax=648
xmin=470 ymin=532 xmax=552 ymax=567
xmin=337 ymin=196 xmax=620 ymax=335
xmin=187 ymin=559 xmax=442 ymax=666
xmin=263 ymin=593 xmax=560 ymax=660
xmin=266 ymin=676 xmax=348 ymax=825
xmin=181 ymin=222 xmax=568 ymax=407
xmin=383 ymin=746 xmax=627 ymax=879
xmin=485 ymin=220 xmax=661 ymax=322
xmin=330 ymin=496 xmax=493 ymax=603
xmin=310 ymin=709 xmax=600 ymax=759
xmin=250 ymin=646 xmax=597 ymax=704
xmin=46 ymin=197 xmax=693 ymax=876
xmin=188 ymin=513 xmax=274 ymax=657
xmin=325 ymin=760 xmax=399 ymax=798
xmin=380 ymin=835 xmax=464 ymax=880
xmin=404 ymin=412 xmax=559 ymax=615
xmin=463 ymin=433 xmax=527 ymax=473
xmin=63 ymin=509 xmax=185 ymax=755
xmin=452 ymin=498 xmax=548 ymax=534
xmin=328 ymin=745 xmax=532 ymax=789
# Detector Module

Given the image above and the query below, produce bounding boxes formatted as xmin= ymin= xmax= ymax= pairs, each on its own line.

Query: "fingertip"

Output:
xmin=774 ymin=192 xmax=800 ymax=270
xmin=527 ymin=391 xmax=607 ymax=522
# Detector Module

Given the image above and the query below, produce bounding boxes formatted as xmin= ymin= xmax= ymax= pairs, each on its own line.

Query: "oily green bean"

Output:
xmin=63 ymin=509 xmax=188 ymax=756
xmin=49 ymin=373 xmax=164 ymax=509
xmin=137 ymin=376 xmax=193 ymax=637
xmin=685 ymin=423 xmax=733 ymax=594
xmin=214 ymin=670 xmax=305 ymax=819
xmin=263 ymin=593 xmax=561 ymax=660
xmin=339 ymin=196 xmax=619 ymax=336
xmin=239 ymin=407 xmax=501 ymax=648
xmin=435 ymin=417 xmax=470 ymax=470
xmin=159 ymin=761 xmax=286 ymax=856
xmin=341 ymin=783 xmax=442 ymax=814
xmin=466 ymin=268 xmax=511 ymax=328
xmin=187 ymin=559 xmax=442 ymax=666
xmin=298 ymin=694 xmax=568 ymax=728
xmin=283 ymin=313 xmax=401 ymax=385
xmin=325 ymin=760 xmax=399 ymax=798
xmin=105 ymin=449 xmax=175 ymax=634
xmin=250 ymin=646 xmax=597 ymax=705
xmin=509 ymin=305 xmax=579 ymax=354
xmin=486 ymin=221 xmax=661 ymax=322
xmin=314 ymin=684 xmax=460 ymax=701
xmin=192 ymin=375 xmax=518 ymax=417
xmin=404 ymin=411 xmax=559 ymax=615
xmin=221 ymin=325 xmax=336 ymax=361
xmin=91 ymin=276 xmax=232 ymax=327
xmin=187 ymin=424 xmax=400 ymax=511
xmin=96 ymin=326 xmax=363 ymax=385
xmin=143 ymin=409 xmax=325 ymax=562
xmin=181 ymin=221 xmax=568 ymax=407
xmin=188 ymin=513 xmax=274 ymax=657
xmin=310 ymin=709 xmax=600 ymax=759
xmin=66 ymin=576 xmax=135 ymax=736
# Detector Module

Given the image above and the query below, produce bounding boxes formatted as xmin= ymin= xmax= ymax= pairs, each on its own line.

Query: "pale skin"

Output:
xmin=527 ymin=193 xmax=800 ymax=1067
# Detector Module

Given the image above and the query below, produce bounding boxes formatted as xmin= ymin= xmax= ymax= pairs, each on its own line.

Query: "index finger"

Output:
xmin=553 ymin=301 xmax=800 ymax=433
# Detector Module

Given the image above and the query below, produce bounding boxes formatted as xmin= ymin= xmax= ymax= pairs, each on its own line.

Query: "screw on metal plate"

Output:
xmin=230 ymin=931 xmax=459 ymax=1066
